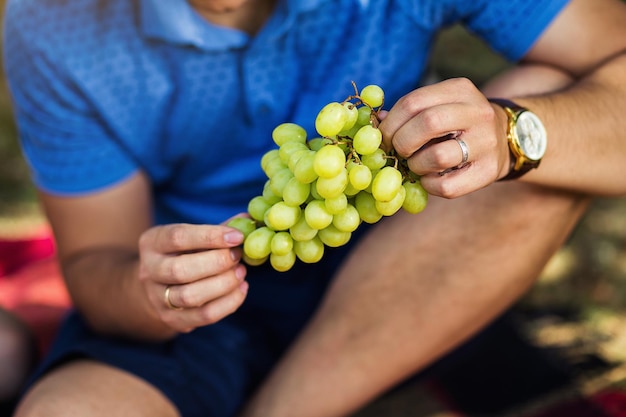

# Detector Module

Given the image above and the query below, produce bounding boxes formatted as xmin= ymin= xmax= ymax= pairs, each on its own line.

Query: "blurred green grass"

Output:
xmin=0 ymin=0 xmax=41 ymax=227
xmin=0 ymin=86 xmax=37 ymax=211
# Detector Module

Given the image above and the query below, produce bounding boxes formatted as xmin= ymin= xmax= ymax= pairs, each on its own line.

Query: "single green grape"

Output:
xmin=332 ymin=204 xmax=361 ymax=232
xmin=282 ymin=177 xmax=310 ymax=207
xmin=372 ymin=166 xmax=403 ymax=202
xmin=304 ymin=199 xmax=333 ymax=230
xmin=355 ymin=191 xmax=383 ymax=224
xmin=348 ymin=163 xmax=372 ymax=190
xmin=270 ymin=231 xmax=294 ymax=256
xmin=289 ymin=216 xmax=319 ymax=241
xmin=402 ymin=181 xmax=429 ymax=214
xmin=294 ymin=236 xmax=325 ymax=264
xmin=375 ymin=185 xmax=406 ymax=216
xmin=315 ymin=102 xmax=348 ymax=137
xmin=293 ymin=150 xmax=318 ymax=184
xmin=324 ymin=193 xmax=348 ymax=214
xmin=248 ymin=196 xmax=273 ymax=222
xmin=226 ymin=217 xmax=257 ymax=239
xmin=315 ymin=169 xmax=348 ymax=199
xmin=272 ymin=122 xmax=307 ymax=146
xmin=361 ymin=148 xmax=388 ymax=170
xmin=243 ymin=227 xmax=275 ymax=259
xmin=360 ymin=84 xmax=384 ymax=108
xmin=353 ymin=125 xmax=382 ymax=156
xmin=318 ymin=224 xmax=351 ymax=248
xmin=279 ymin=141 xmax=308 ymax=165
xmin=265 ymin=202 xmax=301 ymax=231
xmin=263 ymin=155 xmax=288 ymax=178
xmin=356 ymin=105 xmax=372 ymax=126
xmin=269 ymin=167 xmax=294 ymax=196
xmin=313 ymin=144 xmax=346 ymax=178
xmin=270 ymin=250 xmax=296 ymax=272
xmin=261 ymin=149 xmax=280 ymax=172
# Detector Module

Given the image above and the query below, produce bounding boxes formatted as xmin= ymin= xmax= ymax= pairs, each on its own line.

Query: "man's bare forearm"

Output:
xmin=518 ymin=51 xmax=626 ymax=195
xmin=62 ymin=248 xmax=176 ymax=341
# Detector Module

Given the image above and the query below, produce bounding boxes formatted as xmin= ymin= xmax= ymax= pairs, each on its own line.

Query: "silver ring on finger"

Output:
xmin=455 ymin=137 xmax=469 ymax=166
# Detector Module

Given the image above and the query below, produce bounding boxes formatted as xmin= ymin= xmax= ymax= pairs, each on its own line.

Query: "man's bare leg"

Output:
xmin=241 ymin=184 xmax=589 ymax=417
xmin=239 ymin=67 xmax=586 ymax=417
xmin=14 ymin=360 xmax=180 ymax=417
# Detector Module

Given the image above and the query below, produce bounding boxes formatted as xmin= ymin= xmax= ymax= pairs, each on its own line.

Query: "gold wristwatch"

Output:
xmin=489 ymin=98 xmax=547 ymax=181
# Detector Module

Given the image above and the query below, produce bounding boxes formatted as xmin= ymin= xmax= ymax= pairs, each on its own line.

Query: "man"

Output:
xmin=4 ymin=0 xmax=626 ymax=416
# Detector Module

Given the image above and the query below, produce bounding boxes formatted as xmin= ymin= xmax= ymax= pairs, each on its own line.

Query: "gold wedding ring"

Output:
xmin=164 ymin=285 xmax=182 ymax=310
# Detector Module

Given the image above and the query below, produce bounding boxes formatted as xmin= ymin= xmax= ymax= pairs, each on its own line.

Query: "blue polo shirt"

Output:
xmin=3 ymin=0 xmax=569 ymax=226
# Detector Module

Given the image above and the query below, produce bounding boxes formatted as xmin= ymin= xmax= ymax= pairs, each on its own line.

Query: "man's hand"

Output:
xmin=40 ymin=173 xmax=253 ymax=339
xmin=379 ymin=77 xmax=511 ymax=198
xmin=138 ymin=222 xmax=249 ymax=333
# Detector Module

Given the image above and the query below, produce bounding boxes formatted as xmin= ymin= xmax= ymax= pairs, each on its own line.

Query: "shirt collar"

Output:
xmin=140 ymin=0 xmax=248 ymax=50
xmin=139 ymin=0 xmax=348 ymax=51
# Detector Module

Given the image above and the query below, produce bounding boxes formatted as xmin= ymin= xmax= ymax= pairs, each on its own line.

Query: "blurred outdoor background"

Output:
xmin=1 ymin=2 xmax=626 ymax=414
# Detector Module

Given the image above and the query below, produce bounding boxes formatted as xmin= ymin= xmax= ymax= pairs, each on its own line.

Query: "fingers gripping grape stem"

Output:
xmin=338 ymin=82 xmax=417 ymax=183
xmin=346 ymin=80 xmax=383 ymax=127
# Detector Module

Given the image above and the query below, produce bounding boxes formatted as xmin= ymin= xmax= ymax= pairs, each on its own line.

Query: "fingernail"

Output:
xmin=235 ymin=264 xmax=246 ymax=280
xmin=230 ymin=248 xmax=241 ymax=261
xmin=239 ymin=280 xmax=249 ymax=295
xmin=224 ymin=231 xmax=243 ymax=245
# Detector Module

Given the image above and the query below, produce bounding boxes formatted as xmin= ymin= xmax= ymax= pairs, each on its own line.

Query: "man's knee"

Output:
xmin=14 ymin=360 xmax=180 ymax=417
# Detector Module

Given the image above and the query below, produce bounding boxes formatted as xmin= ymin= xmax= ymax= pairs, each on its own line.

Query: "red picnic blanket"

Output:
xmin=0 ymin=229 xmax=71 ymax=355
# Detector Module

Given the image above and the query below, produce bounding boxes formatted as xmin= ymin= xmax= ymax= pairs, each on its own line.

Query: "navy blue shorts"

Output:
xmin=28 ymin=238 xmax=362 ymax=417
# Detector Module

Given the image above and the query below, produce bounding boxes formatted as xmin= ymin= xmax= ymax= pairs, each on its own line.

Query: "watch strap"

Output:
xmin=500 ymin=159 xmax=539 ymax=180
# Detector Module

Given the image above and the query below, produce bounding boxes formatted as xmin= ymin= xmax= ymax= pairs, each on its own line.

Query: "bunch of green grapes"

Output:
xmin=228 ymin=83 xmax=428 ymax=272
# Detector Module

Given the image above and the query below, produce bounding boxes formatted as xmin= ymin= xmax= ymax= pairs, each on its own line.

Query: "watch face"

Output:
xmin=515 ymin=111 xmax=547 ymax=161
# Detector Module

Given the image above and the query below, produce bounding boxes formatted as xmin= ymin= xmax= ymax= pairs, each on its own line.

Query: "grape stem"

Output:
xmin=350 ymin=150 xmax=362 ymax=164
xmin=385 ymin=154 xmax=399 ymax=170
xmin=342 ymin=81 xmax=411 ymax=180
xmin=345 ymin=80 xmax=384 ymax=127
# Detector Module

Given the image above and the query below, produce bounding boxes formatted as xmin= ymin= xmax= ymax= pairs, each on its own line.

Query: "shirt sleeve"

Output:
xmin=458 ymin=0 xmax=571 ymax=61
xmin=398 ymin=0 xmax=570 ymax=62
xmin=2 ymin=0 xmax=138 ymax=196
